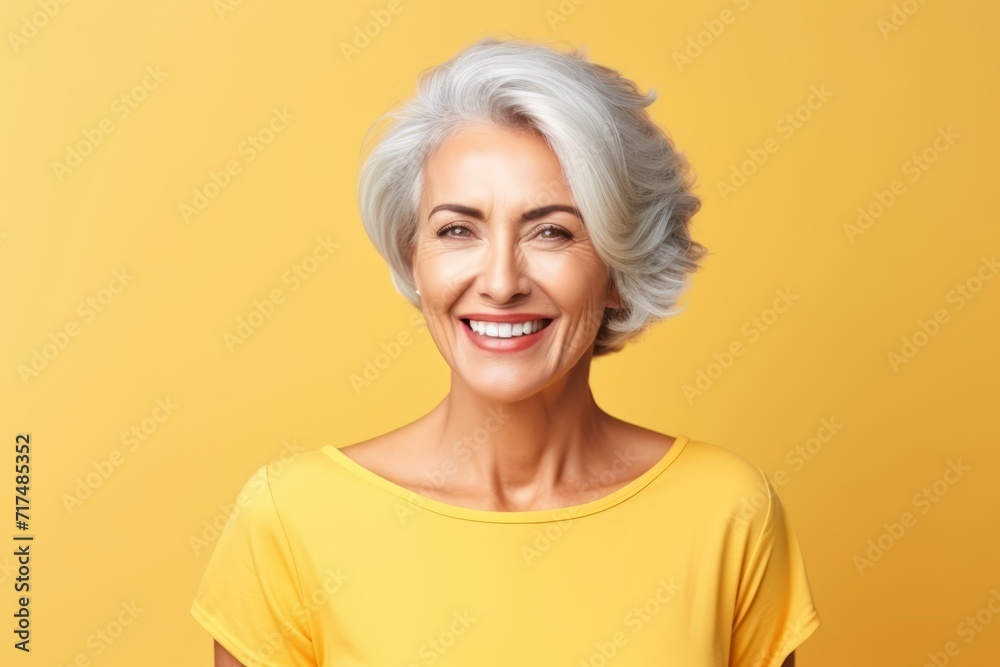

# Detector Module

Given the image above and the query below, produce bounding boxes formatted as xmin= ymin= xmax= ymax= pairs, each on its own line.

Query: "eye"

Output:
xmin=436 ymin=223 xmax=472 ymax=238
xmin=535 ymin=224 xmax=573 ymax=241
xmin=435 ymin=223 xmax=573 ymax=241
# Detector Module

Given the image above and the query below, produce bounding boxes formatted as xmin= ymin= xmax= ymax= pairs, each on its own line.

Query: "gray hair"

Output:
xmin=357 ymin=35 xmax=708 ymax=356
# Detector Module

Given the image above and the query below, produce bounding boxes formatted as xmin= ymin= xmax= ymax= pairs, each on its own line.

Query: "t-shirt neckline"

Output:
xmin=321 ymin=434 xmax=690 ymax=524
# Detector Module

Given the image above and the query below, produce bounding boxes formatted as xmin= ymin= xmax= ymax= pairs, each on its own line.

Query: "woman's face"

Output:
xmin=412 ymin=123 xmax=620 ymax=401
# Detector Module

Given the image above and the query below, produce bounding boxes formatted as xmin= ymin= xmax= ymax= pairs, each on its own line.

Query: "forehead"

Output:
xmin=420 ymin=124 xmax=571 ymax=202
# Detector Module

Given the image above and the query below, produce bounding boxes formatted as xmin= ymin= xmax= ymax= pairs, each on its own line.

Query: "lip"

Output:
xmin=458 ymin=315 xmax=553 ymax=352
xmin=457 ymin=313 xmax=554 ymax=323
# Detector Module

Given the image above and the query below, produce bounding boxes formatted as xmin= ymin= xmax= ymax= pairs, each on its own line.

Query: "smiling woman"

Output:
xmin=190 ymin=35 xmax=820 ymax=667
xmin=412 ymin=123 xmax=620 ymax=387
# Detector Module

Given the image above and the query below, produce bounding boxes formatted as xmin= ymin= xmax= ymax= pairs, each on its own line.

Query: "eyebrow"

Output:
xmin=428 ymin=203 xmax=583 ymax=224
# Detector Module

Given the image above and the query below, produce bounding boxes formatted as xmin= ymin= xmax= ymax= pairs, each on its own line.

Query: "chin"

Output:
xmin=458 ymin=365 xmax=553 ymax=403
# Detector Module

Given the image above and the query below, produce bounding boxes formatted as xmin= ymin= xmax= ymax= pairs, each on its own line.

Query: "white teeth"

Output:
xmin=467 ymin=319 xmax=547 ymax=338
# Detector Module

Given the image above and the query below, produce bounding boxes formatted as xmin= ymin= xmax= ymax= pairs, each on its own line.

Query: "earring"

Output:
xmin=415 ymin=289 xmax=421 ymax=296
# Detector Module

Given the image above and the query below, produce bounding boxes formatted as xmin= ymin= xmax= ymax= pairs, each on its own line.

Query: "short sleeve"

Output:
xmin=191 ymin=465 xmax=316 ymax=666
xmin=730 ymin=470 xmax=821 ymax=667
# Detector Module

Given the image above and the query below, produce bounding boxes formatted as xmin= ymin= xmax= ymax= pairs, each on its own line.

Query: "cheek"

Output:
xmin=533 ymin=253 xmax=608 ymax=299
xmin=413 ymin=247 xmax=446 ymax=287
xmin=556 ymin=262 xmax=610 ymax=335
xmin=416 ymin=254 xmax=472 ymax=311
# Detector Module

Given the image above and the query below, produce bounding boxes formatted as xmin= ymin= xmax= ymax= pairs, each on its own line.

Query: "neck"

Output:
xmin=421 ymin=356 xmax=621 ymax=511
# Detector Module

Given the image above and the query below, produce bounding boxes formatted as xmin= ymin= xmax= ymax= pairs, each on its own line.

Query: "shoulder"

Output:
xmin=675 ymin=437 xmax=776 ymax=519
xmin=681 ymin=437 xmax=769 ymax=483
xmin=243 ymin=446 xmax=346 ymax=505
xmin=606 ymin=417 xmax=765 ymax=487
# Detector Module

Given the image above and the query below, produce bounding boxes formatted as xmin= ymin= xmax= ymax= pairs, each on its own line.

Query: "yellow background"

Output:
xmin=2 ymin=0 xmax=998 ymax=664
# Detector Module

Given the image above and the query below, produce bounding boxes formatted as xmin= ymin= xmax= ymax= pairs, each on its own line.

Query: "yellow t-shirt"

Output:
xmin=190 ymin=434 xmax=821 ymax=666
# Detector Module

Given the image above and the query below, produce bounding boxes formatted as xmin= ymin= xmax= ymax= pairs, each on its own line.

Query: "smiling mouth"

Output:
xmin=460 ymin=318 xmax=554 ymax=339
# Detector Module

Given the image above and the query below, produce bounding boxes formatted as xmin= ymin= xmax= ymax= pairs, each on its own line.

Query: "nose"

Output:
xmin=479 ymin=231 xmax=529 ymax=304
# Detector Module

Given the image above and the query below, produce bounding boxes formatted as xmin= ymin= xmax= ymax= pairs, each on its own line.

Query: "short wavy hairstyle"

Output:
xmin=357 ymin=35 xmax=708 ymax=356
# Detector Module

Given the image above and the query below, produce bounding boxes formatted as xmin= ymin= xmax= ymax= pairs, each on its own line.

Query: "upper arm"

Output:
xmin=730 ymin=468 xmax=820 ymax=666
xmin=190 ymin=465 xmax=315 ymax=664
xmin=214 ymin=640 xmax=247 ymax=667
